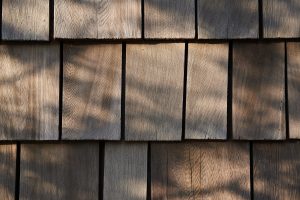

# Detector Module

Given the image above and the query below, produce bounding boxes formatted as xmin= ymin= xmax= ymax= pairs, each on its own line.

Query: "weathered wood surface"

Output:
xmin=103 ymin=142 xmax=147 ymax=200
xmin=144 ymin=0 xmax=195 ymax=38
xmin=0 ymin=144 xmax=16 ymax=200
xmin=151 ymin=142 xmax=250 ymax=200
xmin=253 ymin=142 xmax=300 ymax=200
xmin=186 ymin=43 xmax=228 ymax=139
xmin=55 ymin=0 xmax=141 ymax=39
xmin=63 ymin=44 xmax=122 ymax=140
xmin=125 ymin=44 xmax=185 ymax=140
xmin=287 ymin=43 xmax=300 ymax=139
xmin=19 ymin=143 xmax=99 ymax=200
xmin=198 ymin=0 xmax=258 ymax=39
xmin=0 ymin=45 xmax=60 ymax=140
xmin=2 ymin=0 xmax=49 ymax=40
xmin=233 ymin=43 xmax=285 ymax=140
xmin=263 ymin=0 xmax=300 ymax=38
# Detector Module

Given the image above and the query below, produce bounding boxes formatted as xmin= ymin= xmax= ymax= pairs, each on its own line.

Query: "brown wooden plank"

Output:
xmin=0 ymin=45 xmax=60 ymax=140
xmin=186 ymin=43 xmax=228 ymax=139
xmin=62 ymin=44 xmax=121 ymax=140
xmin=19 ymin=143 xmax=99 ymax=200
xmin=198 ymin=0 xmax=258 ymax=39
xmin=263 ymin=0 xmax=300 ymax=38
xmin=2 ymin=0 xmax=49 ymax=40
xmin=233 ymin=43 xmax=285 ymax=140
xmin=0 ymin=144 xmax=16 ymax=200
xmin=151 ymin=142 xmax=250 ymax=200
xmin=144 ymin=0 xmax=195 ymax=39
xmin=287 ymin=42 xmax=300 ymax=138
xmin=253 ymin=142 xmax=300 ymax=199
xmin=103 ymin=142 xmax=147 ymax=200
xmin=54 ymin=0 xmax=141 ymax=39
xmin=125 ymin=44 xmax=185 ymax=140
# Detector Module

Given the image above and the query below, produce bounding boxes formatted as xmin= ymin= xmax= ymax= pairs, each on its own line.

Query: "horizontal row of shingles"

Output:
xmin=1 ymin=142 xmax=300 ymax=199
xmin=2 ymin=0 xmax=300 ymax=40
xmin=1 ymin=42 xmax=300 ymax=140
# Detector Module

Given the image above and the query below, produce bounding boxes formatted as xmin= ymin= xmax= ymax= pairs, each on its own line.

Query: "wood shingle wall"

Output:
xmin=0 ymin=0 xmax=300 ymax=199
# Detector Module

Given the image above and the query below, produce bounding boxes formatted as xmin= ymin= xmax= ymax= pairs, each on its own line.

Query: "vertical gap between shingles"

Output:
xmin=141 ymin=0 xmax=145 ymax=39
xmin=227 ymin=41 xmax=233 ymax=139
xmin=194 ymin=0 xmax=198 ymax=39
xmin=15 ymin=142 xmax=20 ymax=200
xmin=58 ymin=42 xmax=63 ymax=140
xmin=98 ymin=142 xmax=105 ymax=200
xmin=285 ymin=42 xmax=289 ymax=139
xmin=49 ymin=0 xmax=54 ymax=40
xmin=258 ymin=0 xmax=263 ymax=38
xmin=250 ymin=142 xmax=254 ymax=200
xmin=146 ymin=142 xmax=151 ymax=200
xmin=121 ymin=42 xmax=126 ymax=140
xmin=182 ymin=42 xmax=188 ymax=140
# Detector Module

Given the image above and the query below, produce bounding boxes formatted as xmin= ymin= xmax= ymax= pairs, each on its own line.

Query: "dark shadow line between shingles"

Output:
xmin=194 ymin=0 xmax=198 ymax=39
xmin=250 ymin=142 xmax=254 ymax=200
xmin=285 ymin=42 xmax=289 ymax=139
xmin=141 ymin=0 xmax=145 ymax=39
xmin=259 ymin=0 xmax=263 ymax=39
xmin=146 ymin=142 xmax=151 ymax=200
xmin=49 ymin=0 xmax=54 ymax=41
xmin=181 ymin=42 xmax=188 ymax=140
xmin=58 ymin=42 xmax=63 ymax=140
xmin=98 ymin=142 xmax=105 ymax=200
xmin=121 ymin=42 xmax=126 ymax=140
xmin=227 ymin=41 xmax=233 ymax=139
xmin=15 ymin=142 xmax=20 ymax=200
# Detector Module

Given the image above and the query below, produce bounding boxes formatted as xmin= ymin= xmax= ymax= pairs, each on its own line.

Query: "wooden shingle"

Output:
xmin=186 ymin=43 xmax=228 ymax=139
xmin=253 ymin=142 xmax=300 ymax=199
xmin=0 ymin=45 xmax=60 ymax=140
xmin=0 ymin=144 xmax=16 ymax=200
xmin=2 ymin=0 xmax=49 ymax=40
xmin=103 ymin=142 xmax=147 ymax=200
xmin=54 ymin=0 xmax=141 ymax=39
xmin=233 ymin=43 xmax=285 ymax=140
xmin=125 ymin=44 xmax=184 ymax=141
xmin=62 ymin=44 xmax=122 ymax=140
xmin=144 ymin=0 xmax=195 ymax=38
xmin=287 ymin=42 xmax=300 ymax=139
xmin=151 ymin=142 xmax=250 ymax=199
xmin=19 ymin=143 xmax=99 ymax=200
xmin=263 ymin=0 xmax=300 ymax=38
xmin=198 ymin=0 xmax=258 ymax=39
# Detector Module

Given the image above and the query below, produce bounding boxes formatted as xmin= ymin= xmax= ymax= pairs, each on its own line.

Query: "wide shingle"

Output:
xmin=0 ymin=44 xmax=59 ymax=140
xmin=62 ymin=44 xmax=122 ymax=140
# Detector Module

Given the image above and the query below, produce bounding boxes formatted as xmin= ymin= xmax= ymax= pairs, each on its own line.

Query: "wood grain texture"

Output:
xmin=144 ymin=0 xmax=195 ymax=38
xmin=233 ymin=43 xmax=285 ymax=140
xmin=63 ymin=44 xmax=121 ymax=140
xmin=263 ymin=0 xmax=300 ymax=38
xmin=253 ymin=142 xmax=300 ymax=200
xmin=19 ymin=143 xmax=99 ymax=200
xmin=287 ymin=43 xmax=300 ymax=138
xmin=0 ymin=144 xmax=16 ymax=200
xmin=125 ymin=44 xmax=185 ymax=141
xmin=2 ymin=0 xmax=49 ymax=40
xmin=151 ymin=142 xmax=250 ymax=200
xmin=198 ymin=0 xmax=258 ymax=39
xmin=103 ymin=142 xmax=147 ymax=200
xmin=55 ymin=0 xmax=141 ymax=39
xmin=186 ymin=43 xmax=228 ymax=139
xmin=0 ymin=45 xmax=59 ymax=140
